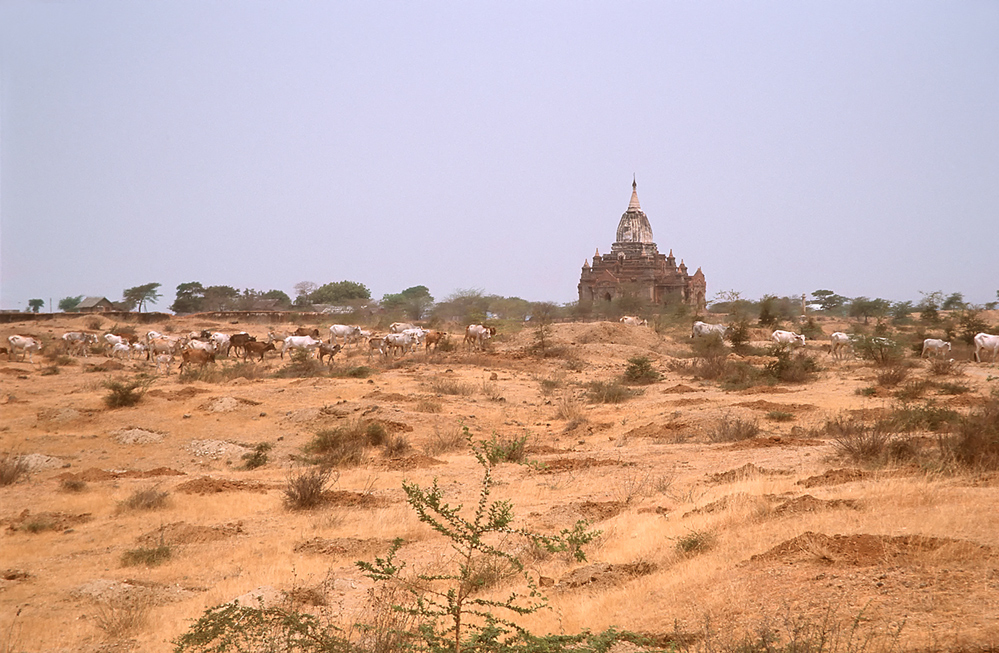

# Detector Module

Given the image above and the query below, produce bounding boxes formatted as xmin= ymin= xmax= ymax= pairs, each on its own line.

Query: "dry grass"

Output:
xmin=118 ymin=486 xmax=169 ymax=512
xmin=92 ymin=593 xmax=150 ymax=640
xmin=0 ymin=453 xmax=29 ymax=487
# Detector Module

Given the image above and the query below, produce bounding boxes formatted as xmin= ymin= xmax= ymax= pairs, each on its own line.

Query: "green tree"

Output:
xmin=58 ymin=295 xmax=84 ymax=312
xmin=293 ymin=281 xmax=318 ymax=307
xmin=919 ymin=291 xmax=944 ymax=324
xmin=381 ymin=285 xmax=434 ymax=320
xmin=170 ymin=282 xmax=205 ymax=314
xmin=943 ymin=292 xmax=966 ymax=311
xmin=27 ymin=298 xmax=44 ymax=313
xmin=122 ymin=283 xmax=161 ymax=313
xmin=433 ymin=289 xmax=491 ymax=324
xmin=811 ymin=289 xmax=847 ymax=313
xmin=261 ymin=289 xmax=292 ymax=308
xmin=849 ymin=297 xmax=890 ymax=324
xmin=308 ymin=280 xmax=371 ymax=304
xmin=202 ymin=285 xmax=240 ymax=311
xmin=890 ymin=300 xmax=914 ymax=324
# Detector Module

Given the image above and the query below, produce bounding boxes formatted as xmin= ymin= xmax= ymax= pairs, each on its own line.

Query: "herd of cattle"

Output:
xmin=4 ymin=318 xmax=998 ymax=369
xmin=2 ymin=322 xmax=500 ymax=372
xmin=688 ymin=319 xmax=999 ymax=363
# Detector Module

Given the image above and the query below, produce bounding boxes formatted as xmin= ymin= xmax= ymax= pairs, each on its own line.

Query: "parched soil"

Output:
xmin=708 ymin=463 xmax=792 ymax=484
xmin=173 ymin=477 xmax=274 ymax=494
xmin=293 ymin=537 xmax=392 ymax=558
xmin=797 ymin=467 xmax=870 ymax=487
xmin=749 ymin=531 xmax=993 ymax=566
xmin=4 ymin=510 xmax=93 ymax=532
xmin=733 ymin=400 xmax=817 ymax=412
xmin=135 ymin=521 xmax=245 ymax=546
xmin=57 ymin=467 xmax=185 ymax=482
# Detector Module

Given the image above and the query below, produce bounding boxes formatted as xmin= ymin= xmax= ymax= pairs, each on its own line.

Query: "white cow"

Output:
xmin=329 ymin=324 xmax=362 ymax=347
xmin=691 ymin=321 xmax=727 ymax=339
xmin=131 ymin=342 xmax=147 ymax=360
xmin=110 ymin=342 xmax=133 ymax=360
xmin=148 ymin=337 xmax=183 ymax=360
xmin=974 ymin=333 xmax=999 ymax=363
xmin=830 ymin=332 xmax=852 ymax=359
xmin=62 ymin=332 xmax=96 ymax=357
xmin=7 ymin=335 xmax=42 ymax=362
xmin=366 ymin=336 xmax=387 ymax=359
xmin=464 ymin=324 xmax=495 ymax=350
xmin=209 ymin=332 xmax=231 ymax=357
xmin=103 ymin=333 xmax=126 ymax=354
xmin=154 ymin=354 xmax=174 ymax=375
xmin=185 ymin=339 xmax=215 ymax=353
xmin=921 ymin=338 xmax=952 ymax=359
xmin=281 ymin=335 xmax=323 ymax=359
xmin=620 ymin=316 xmax=648 ymax=326
xmin=388 ymin=322 xmax=418 ymax=334
xmin=772 ymin=330 xmax=806 ymax=346
xmin=383 ymin=332 xmax=416 ymax=356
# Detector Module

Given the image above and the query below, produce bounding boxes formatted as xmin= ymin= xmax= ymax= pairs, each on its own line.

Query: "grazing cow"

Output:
xmin=62 ymin=332 xmax=96 ymax=357
xmin=229 ymin=332 xmax=256 ymax=358
xmin=210 ymin=332 xmax=231 ymax=357
xmin=318 ymin=342 xmax=342 ymax=364
xmin=329 ymin=324 xmax=362 ymax=347
xmin=620 ymin=316 xmax=648 ymax=326
xmin=464 ymin=324 xmax=495 ymax=351
xmin=974 ymin=333 xmax=999 ymax=363
xmin=294 ymin=327 xmax=321 ymax=338
xmin=691 ymin=321 xmax=727 ymax=339
xmin=830 ymin=332 xmax=852 ymax=359
xmin=771 ymin=330 xmax=806 ymax=346
xmin=154 ymin=354 xmax=173 ymax=375
xmin=389 ymin=322 xmax=418 ymax=334
xmin=281 ymin=335 xmax=323 ymax=359
xmin=383 ymin=332 xmax=416 ymax=357
xmin=148 ymin=337 xmax=182 ymax=360
xmin=110 ymin=342 xmax=133 ymax=360
xmin=185 ymin=339 xmax=215 ymax=353
xmin=242 ymin=341 xmax=276 ymax=362
xmin=7 ymin=335 xmax=42 ymax=362
xmin=424 ymin=330 xmax=447 ymax=352
xmin=179 ymin=348 xmax=216 ymax=371
xmin=921 ymin=338 xmax=952 ymax=359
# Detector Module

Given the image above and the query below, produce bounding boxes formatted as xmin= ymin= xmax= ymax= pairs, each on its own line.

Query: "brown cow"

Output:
xmin=242 ymin=341 xmax=276 ymax=362
xmin=294 ymin=327 xmax=320 ymax=338
xmin=228 ymin=332 xmax=256 ymax=357
xmin=179 ymin=348 xmax=216 ymax=371
xmin=424 ymin=330 xmax=447 ymax=352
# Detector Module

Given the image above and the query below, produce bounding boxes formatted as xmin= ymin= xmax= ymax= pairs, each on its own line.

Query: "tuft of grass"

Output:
xmin=765 ymin=411 xmax=794 ymax=422
xmin=832 ymin=424 xmax=892 ymax=464
xmin=928 ymin=357 xmax=965 ymax=377
xmin=676 ymin=530 xmax=714 ymax=557
xmin=306 ymin=428 xmax=365 ymax=467
xmin=284 ymin=466 xmax=336 ymax=510
xmin=536 ymin=372 xmax=565 ymax=395
xmin=102 ymin=376 xmax=152 ymax=408
xmin=944 ymin=400 xmax=999 ymax=470
xmin=424 ymin=423 xmax=465 ymax=456
xmin=121 ymin=543 xmax=172 ymax=567
xmin=0 ymin=453 xmax=29 ymax=487
xmin=60 ymin=478 xmax=87 ymax=493
xmin=92 ymin=593 xmax=149 ymax=640
xmin=20 ymin=517 xmax=58 ymax=534
xmin=331 ymin=365 xmax=374 ymax=379
xmin=875 ymin=364 xmax=910 ymax=388
xmin=893 ymin=378 xmax=931 ymax=401
xmin=416 ymin=399 xmax=443 ymax=413
xmin=384 ymin=434 xmax=411 ymax=457
xmin=478 ymin=433 xmax=528 ymax=465
xmin=40 ymin=365 xmax=60 ymax=376
xmin=586 ymin=380 xmax=639 ymax=404
xmin=856 ymin=385 xmax=877 ymax=397
xmin=708 ymin=415 xmax=761 ymax=442
xmin=555 ymin=393 xmax=584 ymax=421
xmin=425 ymin=376 xmax=473 ymax=396
xmin=119 ymin=487 xmax=169 ymax=512
xmin=934 ymin=380 xmax=970 ymax=395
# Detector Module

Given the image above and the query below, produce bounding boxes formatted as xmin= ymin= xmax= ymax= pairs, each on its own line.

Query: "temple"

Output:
xmin=578 ymin=179 xmax=706 ymax=308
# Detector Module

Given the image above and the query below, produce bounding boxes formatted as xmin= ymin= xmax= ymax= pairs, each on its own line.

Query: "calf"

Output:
xmin=366 ymin=336 xmax=387 ymax=359
xmin=974 ymin=333 xmax=999 ymax=363
xmin=7 ymin=335 xmax=41 ymax=362
xmin=921 ymin=338 xmax=952 ymax=359
xmin=110 ymin=342 xmax=133 ymax=360
xmin=154 ymin=354 xmax=174 ymax=375
xmin=424 ymin=330 xmax=447 ymax=352
xmin=242 ymin=341 xmax=276 ymax=361
xmin=771 ymin=330 xmax=805 ymax=346
xmin=229 ymin=332 xmax=256 ymax=357
xmin=179 ymin=348 xmax=216 ymax=371
xmin=317 ymin=342 xmax=342 ymax=364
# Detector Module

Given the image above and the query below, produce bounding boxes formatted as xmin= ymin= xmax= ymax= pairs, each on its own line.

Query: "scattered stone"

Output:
xmin=112 ymin=427 xmax=165 ymax=444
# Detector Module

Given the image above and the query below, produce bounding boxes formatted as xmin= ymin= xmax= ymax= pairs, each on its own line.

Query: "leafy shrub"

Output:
xmin=283 ymin=466 xmax=336 ymax=510
xmin=241 ymin=442 xmax=272 ymax=470
xmin=929 ymin=358 xmax=964 ymax=377
xmin=875 ymin=364 xmax=910 ymax=388
xmin=764 ymin=345 xmax=818 ymax=383
xmin=623 ymin=356 xmax=661 ymax=385
xmin=306 ymin=428 xmax=365 ymax=467
xmin=480 ymin=433 xmax=528 ymax=465
xmin=708 ymin=416 xmax=760 ymax=442
xmin=726 ymin=319 xmax=752 ymax=352
xmin=676 ymin=530 xmax=715 ymax=556
xmin=0 ymin=453 xmax=29 ymax=486
xmin=85 ymin=317 xmax=103 ymax=331
xmin=944 ymin=400 xmax=999 ymax=470
xmin=854 ymin=335 xmax=904 ymax=366
xmin=102 ymin=376 xmax=152 ymax=408
xmin=883 ymin=402 xmax=960 ymax=433
xmin=586 ymin=380 xmax=639 ymax=403
xmin=119 ymin=487 xmax=169 ymax=512
xmin=272 ymin=349 xmax=327 ymax=379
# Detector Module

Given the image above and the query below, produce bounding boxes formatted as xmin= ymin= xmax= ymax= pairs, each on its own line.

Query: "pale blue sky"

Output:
xmin=1 ymin=1 xmax=997 ymax=311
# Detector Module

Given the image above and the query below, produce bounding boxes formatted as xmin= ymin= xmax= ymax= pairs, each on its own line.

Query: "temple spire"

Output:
xmin=628 ymin=176 xmax=642 ymax=211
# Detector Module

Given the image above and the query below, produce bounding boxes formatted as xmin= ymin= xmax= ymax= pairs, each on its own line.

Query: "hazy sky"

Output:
xmin=2 ymin=1 xmax=997 ymax=311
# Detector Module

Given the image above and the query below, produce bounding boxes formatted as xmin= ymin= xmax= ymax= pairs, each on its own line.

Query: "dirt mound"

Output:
xmin=56 ymin=467 xmax=184 ymax=482
xmin=18 ymin=453 xmax=65 ymax=471
xmin=174 ymin=477 xmax=273 ymax=494
xmin=770 ymin=495 xmax=860 ymax=517
xmin=112 ymin=427 xmax=165 ymax=444
xmin=667 ymin=397 xmax=710 ymax=406
xmin=199 ymin=396 xmax=262 ymax=413
xmin=750 ymin=531 xmax=993 ymax=567
xmin=708 ymin=463 xmax=791 ymax=483
xmin=325 ymin=491 xmax=394 ymax=508
xmin=551 ymin=321 xmax=662 ymax=350
xmin=136 ymin=521 xmax=245 ymax=546
xmin=186 ymin=439 xmax=251 ymax=459
xmin=363 ymin=391 xmax=414 ymax=402
xmin=293 ymin=537 xmax=390 ymax=557
xmin=623 ymin=420 xmax=689 ymax=441
xmin=377 ymin=454 xmax=446 ymax=471
xmin=83 ymin=361 xmax=124 ymax=372
xmin=662 ymin=384 xmax=702 ymax=394
xmin=558 ymin=561 xmax=657 ymax=589
xmin=797 ymin=468 xmax=870 ymax=488
xmin=737 ymin=386 xmax=793 ymax=394
xmin=5 ymin=510 xmax=92 ymax=532
xmin=533 ymin=457 xmax=629 ymax=474
xmin=0 ymin=367 xmax=24 ymax=375
xmin=733 ymin=400 xmax=816 ymax=412
xmin=36 ymin=407 xmax=85 ymax=423
xmin=147 ymin=387 xmax=210 ymax=401
xmin=727 ymin=436 xmax=825 ymax=450
xmin=684 ymin=493 xmax=766 ymax=517
xmin=369 ymin=418 xmax=414 ymax=433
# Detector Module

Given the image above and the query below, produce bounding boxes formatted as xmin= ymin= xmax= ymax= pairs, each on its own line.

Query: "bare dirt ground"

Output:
xmin=2 ymin=315 xmax=998 ymax=652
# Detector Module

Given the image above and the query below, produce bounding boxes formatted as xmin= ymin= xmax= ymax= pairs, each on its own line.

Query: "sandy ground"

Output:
xmin=1 ymin=315 xmax=998 ymax=652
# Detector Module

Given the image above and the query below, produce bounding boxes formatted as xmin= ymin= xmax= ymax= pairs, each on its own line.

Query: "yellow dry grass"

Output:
xmin=1 ymin=314 xmax=998 ymax=651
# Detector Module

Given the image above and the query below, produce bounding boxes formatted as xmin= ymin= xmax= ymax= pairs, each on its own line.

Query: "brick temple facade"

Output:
xmin=578 ymin=180 xmax=706 ymax=308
